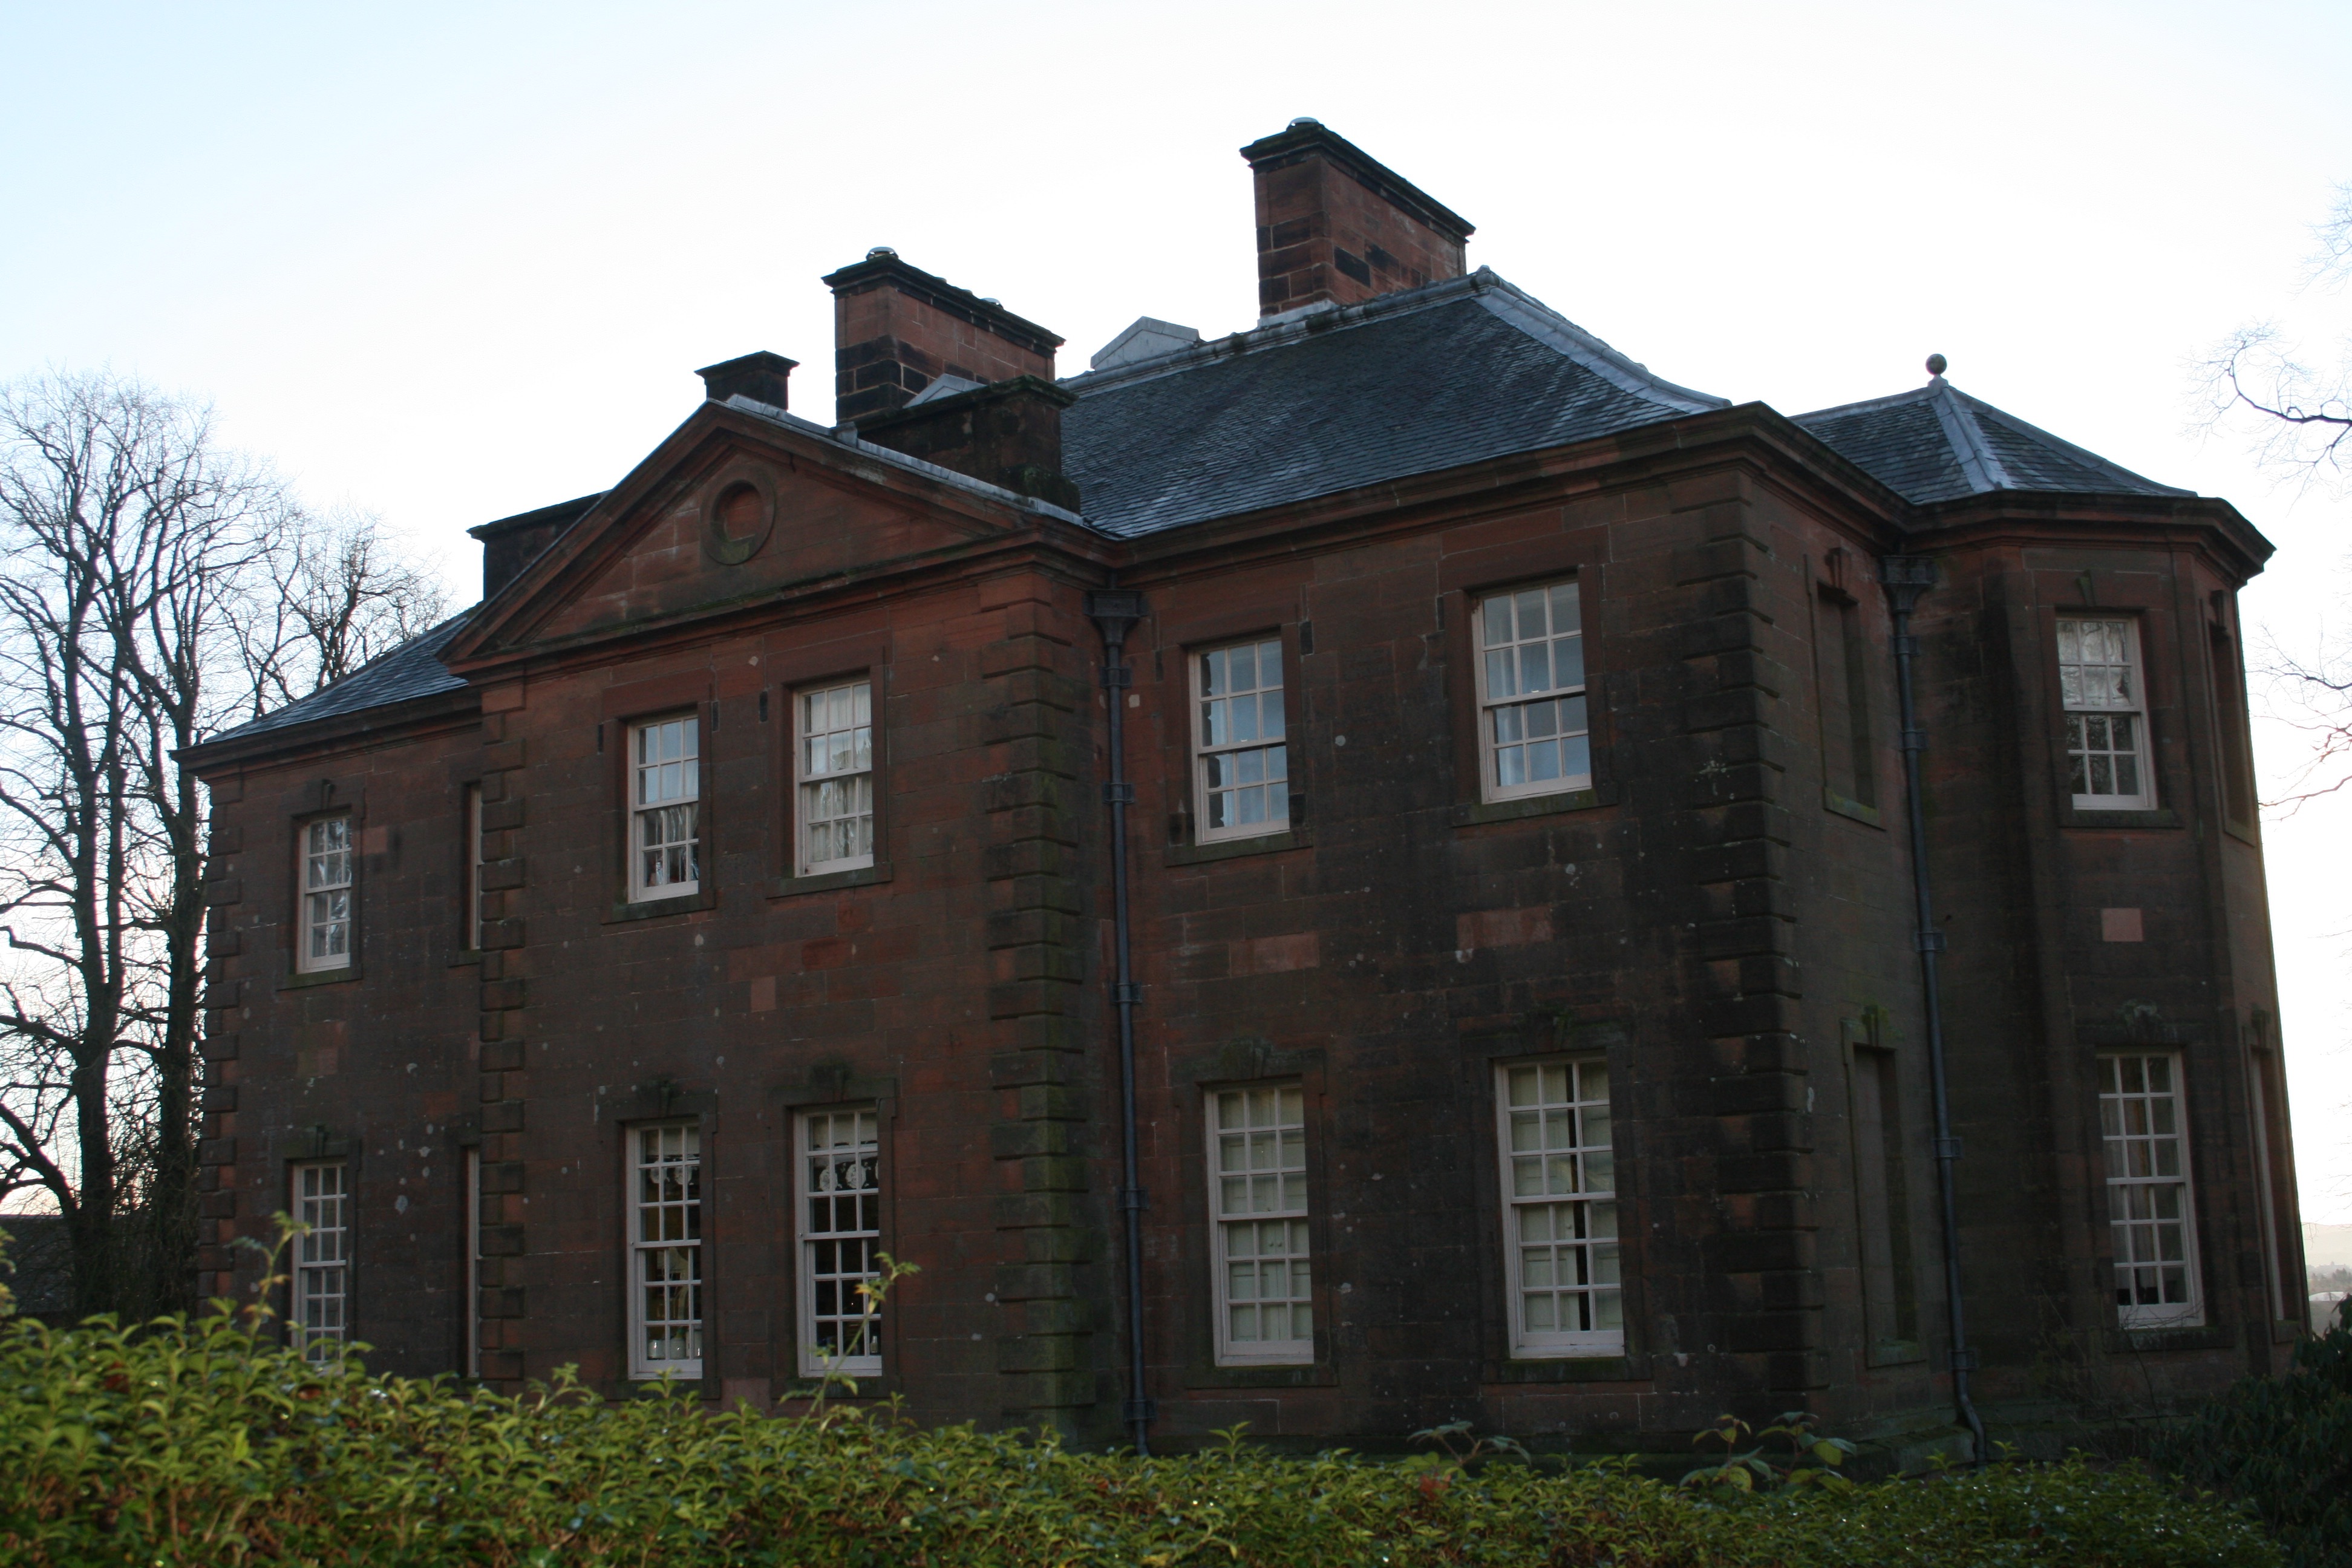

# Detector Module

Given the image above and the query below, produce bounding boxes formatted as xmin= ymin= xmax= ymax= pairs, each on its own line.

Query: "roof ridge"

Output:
xmin=1469 ymin=275 xmax=1729 ymax=413
xmin=1059 ymin=271 xmax=1495 ymax=396
xmin=1926 ymin=378 xmax=2010 ymax=493
xmin=1949 ymin=387 xmax=2194 ymax=498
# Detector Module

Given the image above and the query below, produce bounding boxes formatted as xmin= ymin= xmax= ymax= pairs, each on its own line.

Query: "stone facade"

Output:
xmin=187 ymin=124 xmax=2305 ymax=1457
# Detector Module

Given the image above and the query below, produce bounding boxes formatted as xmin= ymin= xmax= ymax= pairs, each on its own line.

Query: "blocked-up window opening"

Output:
xmin=1849 ymin=1045 xmax=1918 ymax=1352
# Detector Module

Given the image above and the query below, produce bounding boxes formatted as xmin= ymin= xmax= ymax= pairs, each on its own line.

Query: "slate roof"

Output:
xmin=203 ymin=611 xmax=475 ymax=746
xmin=1794 ymin=377 xmax=2191 ymax=506
xmin=1059 ymin=269 xmax=1728 ymax=539
xmin=212 ymin=272 xmax=2204 ymax=748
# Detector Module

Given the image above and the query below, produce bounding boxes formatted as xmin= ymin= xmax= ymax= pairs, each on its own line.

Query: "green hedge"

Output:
xmin=0 ymin=1307 xmax=2281 ymax=1567
xmin=2154 ymin=1301 xmax=2352 ymax=1568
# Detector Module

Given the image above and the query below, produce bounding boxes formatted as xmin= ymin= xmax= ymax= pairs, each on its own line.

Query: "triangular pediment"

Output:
xmin=446 ymin=400 xmax=1081 ymax=664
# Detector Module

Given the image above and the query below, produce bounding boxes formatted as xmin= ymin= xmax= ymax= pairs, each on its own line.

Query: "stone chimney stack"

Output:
xmin=1240 ymin=119 xmax=1474 ymax=318
xmin=821 ymin=250 xmax=1063 ymax=424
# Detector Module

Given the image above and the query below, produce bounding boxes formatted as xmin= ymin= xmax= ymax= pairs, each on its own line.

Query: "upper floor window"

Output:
xmin=1496 ymin=1058 xmax=1622 ymax=1357
xmin=2057 ymin=618 xmax=2153 ymax=810
xmin=798 ymin=1106 xmax=884 ymax=1377
xmin=797 ymin=681 xmax=875 ymax=876
xmin=2100 ymin=1053 xmax=2203 ymax=1328
xmin=1192 ymin=638 xmax=1289 ymax=842
xmin=292 ymin=1160 xmax=349 ymax=1361
xmin=299 ymin=817 xmax=353 ymax=972
xmin=1208 ymin=1083 xmax=1313 ymax=1365
xmin=1477 ymin=580 xmax=1589 ymax=802
xmin=630 ymin=715 xmax=700 ymax=900
xmin=629 ymin=1122 xmax=703 ymax=1379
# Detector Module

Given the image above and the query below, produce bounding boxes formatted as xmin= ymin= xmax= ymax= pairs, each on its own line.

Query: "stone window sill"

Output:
xmin=282 ymin=965 xmax=361 ymax=990
xmin=1485 ymin=1353 xmax=1642 ymax=1384
xmin=604 ymin=887 xmax=715 ymax=925
xmin=769 ymin=862 xmax=893 ymax=900
xmin=2105 ymin=1321 xmax=2232 ymax=1353
xmin=2062 ymin=806 xmax=2181 ymax=831
xmin=1164 ymin=829 xmax=1310 ymax=867
xmin=1181 ymin=1359 xmax=1336 ymax=1389
xmin=1450 ymin=784 xmax=1616 ymax=829
xmin=1824 ymin=789 xmax=1883 ymax=828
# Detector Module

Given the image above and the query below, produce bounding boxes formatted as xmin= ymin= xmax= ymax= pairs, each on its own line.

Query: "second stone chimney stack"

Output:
xmin=822 ymin=250 xmax=1063 ymax=424
xmin=1240 ymin=119 xmax=1474 ymax=318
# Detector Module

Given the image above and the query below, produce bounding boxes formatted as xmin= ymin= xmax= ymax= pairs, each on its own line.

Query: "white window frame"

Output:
xmin=297 ymin=815 xmax=354 ymax=972
xmin=2057 ymin=616 xmax=2155 ymax=811
xmin=464 ymin=783 xmax=485 ymax=951
xmin=628 ymin=714 xmax=701 ymax=902
xmin=2100 ymin=1052 xmax=2204 ymax=1328
xmin=796 ymin=1105 xmax=884 ymax=1378
xmin=1207 ymin=1082 xmax=1314 ymax=1366
xmin=795 ymin=679 xmax=876 ymax=877
xmin=1191 ymin=638 xmax=1290 ymax=844
xmin=627 ymin=1122 xmax=704 ymax=1380
xmin=1474 ymin=579 xmax=1591 ymax=803
xmin=1495 ymin=1057 xmax=1623 ymax=1357
xmin=292 ymin=1160 xmax=350 ymax=1362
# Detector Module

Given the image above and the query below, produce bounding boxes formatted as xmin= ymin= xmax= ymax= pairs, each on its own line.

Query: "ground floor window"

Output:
xmin=1208 ymin=1083 xmax=1313 ymax=1365
xmin=2100 ymin=1053 xmax=2203 ymax=1327
xmin=1497 ymin=1059 xmax=1622 ymax=1356
xmin=628 ymin=1123 xmax=702 ymax=1378
xmin=798 ymin=1107 xmax=883 ymax=1377
xmin=292 ymin=1161 xmax=349 ymax=1361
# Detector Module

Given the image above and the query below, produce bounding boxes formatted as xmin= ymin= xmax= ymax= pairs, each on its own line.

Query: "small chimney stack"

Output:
xmin=822 ymin=249 xmax=1062 ymax=424
xmin=1240 ymin=119 xmax=1474 ymax=317
xmin=696 ymin=350 xmax=798 ymax=409
xmin=468 ymin=493 xmax=604 ymax=601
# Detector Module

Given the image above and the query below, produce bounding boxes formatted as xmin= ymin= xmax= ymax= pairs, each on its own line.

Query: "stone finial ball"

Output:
xmin=1926 ymin=353 xmax=1949 ymax=377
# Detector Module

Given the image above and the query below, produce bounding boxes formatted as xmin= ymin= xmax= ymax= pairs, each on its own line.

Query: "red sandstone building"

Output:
xmin=188 ymin=122 xmax=2308 ymax=1457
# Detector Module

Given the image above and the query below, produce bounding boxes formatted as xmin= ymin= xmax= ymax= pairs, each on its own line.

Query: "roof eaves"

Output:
xmin=722 ymin=397 xmax=1096 ymax=530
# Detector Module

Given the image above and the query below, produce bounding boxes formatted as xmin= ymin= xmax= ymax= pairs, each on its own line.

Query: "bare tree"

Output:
xmin=0 ymin=371 xmax=444 ymax=1319
xmin=238 ymin=506 xmax=445 ymax=716
xmin=2194 ymin=183 xmax=2352 ymax=498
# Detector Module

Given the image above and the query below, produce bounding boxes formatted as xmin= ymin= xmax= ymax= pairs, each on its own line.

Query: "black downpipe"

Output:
xmin=1086 ymin=589 xmax=1154 ymax=1455
xmin=1881 ymin=555 xmax=1988 ymax=1464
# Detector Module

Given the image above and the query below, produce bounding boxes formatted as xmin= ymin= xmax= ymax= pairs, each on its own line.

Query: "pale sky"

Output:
xmin=4 ymin=1 xmax=2347 ymax=1223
